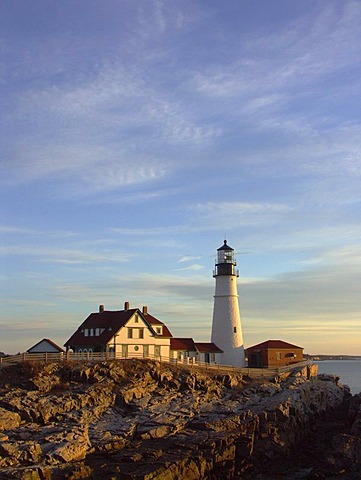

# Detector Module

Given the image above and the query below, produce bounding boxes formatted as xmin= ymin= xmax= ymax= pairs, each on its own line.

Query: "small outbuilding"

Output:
xmin=170 ymin=338 xmax=197 ymax=363
xmin=27 ymin=338 xmax=65 ymax=354
xmin=194 ymin=342 xmax=223 ymax=364
xmin=246 ymin=340 xmax=303 ymax=368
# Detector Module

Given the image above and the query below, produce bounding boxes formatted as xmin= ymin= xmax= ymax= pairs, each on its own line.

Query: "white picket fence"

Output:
xmin=0 ymin=351 xmax=310 ymax=379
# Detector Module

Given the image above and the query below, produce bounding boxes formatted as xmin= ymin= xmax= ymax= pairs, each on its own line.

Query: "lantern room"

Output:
xmin=214 ymin=240 xmax=239 ymax=277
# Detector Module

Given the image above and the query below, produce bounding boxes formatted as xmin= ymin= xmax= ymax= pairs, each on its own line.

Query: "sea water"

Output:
xmin=315 ymin=360 xmax=361 ymax=395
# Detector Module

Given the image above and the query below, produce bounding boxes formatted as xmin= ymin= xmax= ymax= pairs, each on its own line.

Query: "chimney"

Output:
xmin=99 ymin=304 xmax=104 ymax=313
xmin=124 ymin=301 xmax=129 ymax=310
xmin=142 ymin=306 xmax=148 ymax=315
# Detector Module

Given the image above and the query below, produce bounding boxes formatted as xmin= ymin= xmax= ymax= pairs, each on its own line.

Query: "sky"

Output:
xmin=0 ymin=0 xmax=360 ymax=356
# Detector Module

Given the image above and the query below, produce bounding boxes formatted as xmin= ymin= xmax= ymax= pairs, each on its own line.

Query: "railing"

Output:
xmin=0 ymin=352 xmax=310 ymax=379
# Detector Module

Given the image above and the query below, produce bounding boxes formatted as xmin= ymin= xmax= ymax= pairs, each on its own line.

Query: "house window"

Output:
xmin=155 ymin=346 xmax=161 ymax=357
xmin=128 ymin=328 xmax=133 ymax=339
xmin=139 ymin=328 xmax=144 ymax=339
xmin=134 ymin=317 xmax=139 ymax=323
xmin=143 ymin=345 xmax=149 ymax=357
xmin=276 ymin=352 xmax=281 ymax=360
xmin=234 ymin=327 xmax=237 ymax=333
xmin=84 ymin=329 xmax=89 ymax=337
xmin=156 ymin=327 xmax=162 ymax=334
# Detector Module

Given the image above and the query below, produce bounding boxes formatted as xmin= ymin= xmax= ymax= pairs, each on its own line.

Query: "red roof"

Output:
xmin=64 ymin=308 xmax=172 ymax=349
xmin=246 ymin=340 xmax=303 ymax=351
xmin=170 ymin=338 xmax=197 ymax=351
xmin=195 ymin=342 xmax=223 ymax=353
xmin=143 ymin=312 xmax=173 ymax=338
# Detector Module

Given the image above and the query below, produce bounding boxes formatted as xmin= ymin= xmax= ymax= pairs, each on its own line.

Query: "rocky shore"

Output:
xmin=0 ymin=359 xmax=360 ymax=479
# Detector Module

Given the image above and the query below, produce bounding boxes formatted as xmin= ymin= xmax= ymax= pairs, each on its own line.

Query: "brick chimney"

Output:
xmin=99 ymin=304 xmax=105 ymax=313
xmin=142 ymin=306 xmax=148 ymax=314
xmin=124 ymin=301 xmax=129 ymax=310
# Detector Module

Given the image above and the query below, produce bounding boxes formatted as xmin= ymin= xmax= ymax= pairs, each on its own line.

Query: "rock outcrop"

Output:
xmin=0 ymin=360 xmax=359 ymax=479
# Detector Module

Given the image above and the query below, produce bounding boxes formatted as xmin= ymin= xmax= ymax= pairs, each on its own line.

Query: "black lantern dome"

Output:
xmin=213 ymin=240 xmax=239 ymax=277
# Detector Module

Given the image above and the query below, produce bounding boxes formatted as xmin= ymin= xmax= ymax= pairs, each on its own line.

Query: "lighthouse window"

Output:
xmin=234 ymin=327 xmax=237 ymax=333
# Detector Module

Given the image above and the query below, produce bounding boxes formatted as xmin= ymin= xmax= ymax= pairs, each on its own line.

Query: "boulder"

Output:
xmin=0 ymin=407 xmax=21 ymax=430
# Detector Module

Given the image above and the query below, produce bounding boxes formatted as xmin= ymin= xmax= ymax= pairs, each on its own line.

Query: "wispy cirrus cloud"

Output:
xmin=192 ymin=201 xmax=293 ymax=229
xmin=0 ymin=245 xmax=134 ymax=264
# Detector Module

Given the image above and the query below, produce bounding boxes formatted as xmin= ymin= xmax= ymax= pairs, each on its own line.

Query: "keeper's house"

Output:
xmin=64 ymin=302 xmax=222 ymax=365
xmin=64 ymin=302 xmax=172 ymax=359
xmin=246 ymin=340 xmax=303 ymax=368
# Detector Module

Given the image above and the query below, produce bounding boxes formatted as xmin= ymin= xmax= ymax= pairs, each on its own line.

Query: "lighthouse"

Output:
xmin=211 ymin=240 xmax=246 ymax=367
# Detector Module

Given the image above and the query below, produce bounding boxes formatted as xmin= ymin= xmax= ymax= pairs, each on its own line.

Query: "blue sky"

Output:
xmin=1 ymin=0 xmax=360 ymax=355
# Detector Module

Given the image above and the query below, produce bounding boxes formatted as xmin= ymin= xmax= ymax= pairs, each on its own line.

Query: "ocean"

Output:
xmin=315 ymin=359 xmax=361 ymax=395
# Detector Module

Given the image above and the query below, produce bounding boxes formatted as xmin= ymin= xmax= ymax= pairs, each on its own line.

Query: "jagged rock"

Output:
xmin=0 ymin=407 xmax=21 ymax=430
xmin=0 ymin=359 xmax=357 ymax=480
xmin=46 ymin=426 xmax=90 ymax=463
xmin=332 ymin=433 xmax=361 ymax=463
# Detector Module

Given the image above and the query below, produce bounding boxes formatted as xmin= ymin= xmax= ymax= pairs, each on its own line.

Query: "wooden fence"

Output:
xmin=0 ymin=351 xmax=310 ymax=379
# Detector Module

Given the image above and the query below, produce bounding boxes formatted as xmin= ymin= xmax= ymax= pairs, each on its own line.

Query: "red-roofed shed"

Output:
xmin=170 ymin=338 xmax=197 ymax=363
xmin=195 ymin=342 xmax=223 ymax=364
xmin=246 ymin=340 xmax=303 ymax=368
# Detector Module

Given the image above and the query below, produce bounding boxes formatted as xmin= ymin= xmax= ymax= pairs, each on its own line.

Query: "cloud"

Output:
xmin=0 ymin=245 xmax=134 ymax=265
xmin=193 ymin=2 xmax=361 ymax=99
xmin=191 ymin=201 xmax=292 ymax=230
xmin=0 ymin=224 xmax=79 ymax=239
xmin=178 ymin=256 xmax=202 ymax=263
xmin=177 ymin=264 xmax=205 ymax=271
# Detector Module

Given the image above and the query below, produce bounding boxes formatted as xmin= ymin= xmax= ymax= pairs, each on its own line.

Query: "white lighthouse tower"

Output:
xmin=211 ymin=240 xmax=246 ymax=367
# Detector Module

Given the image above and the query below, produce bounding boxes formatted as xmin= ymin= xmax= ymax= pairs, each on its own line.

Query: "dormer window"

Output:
xmin=156 ymin=327 xmax=162 ymax=335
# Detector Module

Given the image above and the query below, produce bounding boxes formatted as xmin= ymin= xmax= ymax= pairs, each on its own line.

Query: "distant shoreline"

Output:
xmin=305 ymin=354 xmax=361 ymax=361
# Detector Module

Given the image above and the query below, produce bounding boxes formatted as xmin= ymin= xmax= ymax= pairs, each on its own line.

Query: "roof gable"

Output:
xmin=27 ymin=338 xmax=65 ymax=353
xmin=143 ymin=312 xmax=173 ymax=338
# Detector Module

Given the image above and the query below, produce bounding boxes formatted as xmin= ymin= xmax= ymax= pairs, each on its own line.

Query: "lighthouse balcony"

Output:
xmin=213 ymin=267 xmax=239 ymax=277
